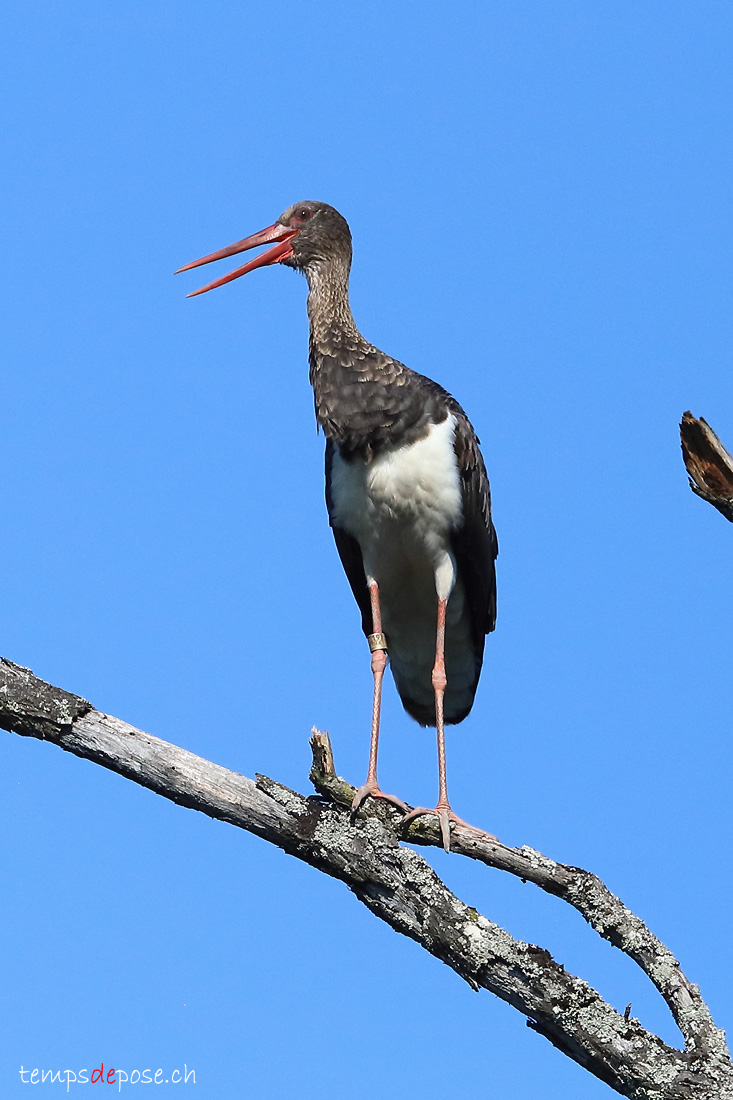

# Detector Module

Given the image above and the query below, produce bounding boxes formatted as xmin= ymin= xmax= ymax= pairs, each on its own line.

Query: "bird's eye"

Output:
xmin=298 ymin=208 xmax=311 ymax=219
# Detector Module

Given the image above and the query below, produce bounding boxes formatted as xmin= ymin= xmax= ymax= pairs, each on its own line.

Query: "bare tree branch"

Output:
xmin=310 ymin=733 xmax=727 ymax=1070
xmin=680 ymin=411 xmax=733 ymax=522
xmin=2 ymin=657 xmax=732 ymax=1099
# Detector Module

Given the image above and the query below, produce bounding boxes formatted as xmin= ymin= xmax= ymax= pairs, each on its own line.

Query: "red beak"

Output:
xmin=175 ymin=222 xmax=298 ymax=297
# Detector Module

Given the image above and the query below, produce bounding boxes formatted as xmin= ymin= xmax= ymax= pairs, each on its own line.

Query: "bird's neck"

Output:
xmin=305 ymin=260 xmax=374 ymax=448
xmin=305 ymin=258 xmax=430 ymax=456
xmin=305 ymin=260 xmax=362 ymax=347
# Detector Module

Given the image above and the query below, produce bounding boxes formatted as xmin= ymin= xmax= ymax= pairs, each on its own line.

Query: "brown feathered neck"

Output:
xmin=305 ymin=257 xmax=362 ymax=347
xmin=303 ymin=257 xmax=452 ymax=459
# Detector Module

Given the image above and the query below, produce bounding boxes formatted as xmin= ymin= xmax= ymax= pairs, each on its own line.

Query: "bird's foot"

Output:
xmin=351 ymin=780 xmax=409 ymax=820
xmin=401 ymin=803 xmax=497 ymax=853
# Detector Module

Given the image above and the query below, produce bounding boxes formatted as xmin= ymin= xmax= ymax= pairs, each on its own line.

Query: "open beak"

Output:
xmin=175 ymin=222 xmax=298 ymax=297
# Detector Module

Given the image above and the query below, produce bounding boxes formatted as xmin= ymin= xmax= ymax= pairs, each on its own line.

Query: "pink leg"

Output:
xmin=351 ymin=582 xmax=408 ymax=818
xmin=402 ymin=597 xmax=489 ymax=852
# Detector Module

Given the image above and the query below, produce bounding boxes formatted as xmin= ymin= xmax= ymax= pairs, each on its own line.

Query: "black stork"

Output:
xmin=176 ymin=201 xmax=498 ymax=851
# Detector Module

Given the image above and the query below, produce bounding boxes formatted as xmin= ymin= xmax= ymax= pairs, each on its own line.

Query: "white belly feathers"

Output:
xmin=329 ymin=413 xmax=477 ymax=723
xmin=329 ymin=413 xmax=462 ymax=596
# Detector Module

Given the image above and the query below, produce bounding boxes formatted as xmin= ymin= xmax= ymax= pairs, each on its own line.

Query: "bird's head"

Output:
xmin=175 ymin=200 xmax=352 ymax=297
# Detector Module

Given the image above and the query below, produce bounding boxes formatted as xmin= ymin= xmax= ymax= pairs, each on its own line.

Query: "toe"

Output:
xmin=438 ymin=810 xmax=452 ymax=853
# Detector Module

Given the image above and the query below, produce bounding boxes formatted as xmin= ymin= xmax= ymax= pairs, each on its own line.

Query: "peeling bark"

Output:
xmin=2 ymin=658 xmax=732 ymax=1099
xmin=680 ymin=412 xmax=733 ymax=522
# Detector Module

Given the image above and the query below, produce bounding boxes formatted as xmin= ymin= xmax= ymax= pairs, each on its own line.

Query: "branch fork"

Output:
xmin=2 ymin=658 xmax=731 ymax=1099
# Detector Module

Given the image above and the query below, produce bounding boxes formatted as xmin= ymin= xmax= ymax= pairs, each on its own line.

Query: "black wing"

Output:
xmin=324 ymin=438 xmax=372 ymax=636
xmin=449 ymin=402 xmax=498 ymax=651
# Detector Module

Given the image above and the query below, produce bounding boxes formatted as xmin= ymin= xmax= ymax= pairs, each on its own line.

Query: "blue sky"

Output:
xmin=2 ymin=2 xmax=733 ymax=1097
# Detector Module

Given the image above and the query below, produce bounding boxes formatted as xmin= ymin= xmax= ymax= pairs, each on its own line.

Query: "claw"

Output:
xmin=351 ymin=782 xmax=409 ymax=821
xmin=401 ymin=805 xmax=497 ymax=853
xmin=438 ymin=809 xmax=451 ymax=853
xmin=401 ymin=805 xmax=454 ymax=852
